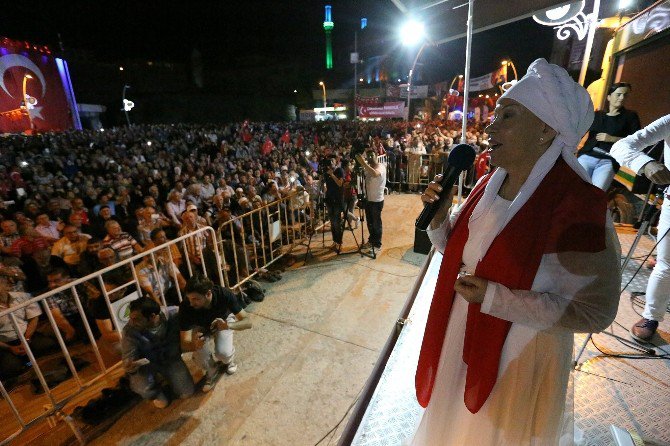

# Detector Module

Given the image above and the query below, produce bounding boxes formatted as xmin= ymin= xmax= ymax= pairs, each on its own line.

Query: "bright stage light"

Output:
xmin=400 ymin=20 xmax=425 ymax=46
xmin=147 ymin=141 xmax=152 ymax=146
xmin=20 ymin=161 xmax=29 ymax=167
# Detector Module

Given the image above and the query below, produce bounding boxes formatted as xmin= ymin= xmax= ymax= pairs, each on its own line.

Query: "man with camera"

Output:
xmin=179 ymin=274 xmax=251 ymax=392
xmin=355 ymin=148 xmax=387 ymax=254
xmin=322 ymin=156 xmax=345 ymax=252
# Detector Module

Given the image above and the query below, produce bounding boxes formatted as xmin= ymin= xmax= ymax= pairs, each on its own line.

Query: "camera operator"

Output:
xmin=355 ymin=148 xmax=387 ymax=253
xmin=322 ymin=156 xmax=345 ymax=252
xmin=610 ymin=113 xmax=670 ymax=342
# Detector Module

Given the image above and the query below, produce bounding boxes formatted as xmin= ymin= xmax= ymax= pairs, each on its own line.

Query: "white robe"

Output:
xmin=410 ymin=186 xmax=620 ymax=445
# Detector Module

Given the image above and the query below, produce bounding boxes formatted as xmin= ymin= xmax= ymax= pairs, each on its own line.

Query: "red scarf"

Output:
xmin=415 ymin=158 xmax=607 ymax=413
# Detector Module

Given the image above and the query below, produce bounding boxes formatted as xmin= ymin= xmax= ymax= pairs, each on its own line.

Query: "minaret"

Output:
xmin=323 ymin=5 xmax=334 ymax=70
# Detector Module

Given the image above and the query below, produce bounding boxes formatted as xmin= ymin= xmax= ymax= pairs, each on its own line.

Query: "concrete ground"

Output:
xmin=87 ymin=193 xmax=426 ymax=446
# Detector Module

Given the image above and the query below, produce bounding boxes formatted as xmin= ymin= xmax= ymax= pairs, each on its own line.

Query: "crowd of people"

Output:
xmin=0 ymin=118 xmax=491 ymax=404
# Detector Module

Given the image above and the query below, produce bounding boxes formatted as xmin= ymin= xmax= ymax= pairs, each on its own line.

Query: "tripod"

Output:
xmin=304 ymin=178 xmax=329 ymax=262
xmin=339 ymin=167 xmax=375 ymax=259
xmin=573 ymin=182 xmax=663 ymax=367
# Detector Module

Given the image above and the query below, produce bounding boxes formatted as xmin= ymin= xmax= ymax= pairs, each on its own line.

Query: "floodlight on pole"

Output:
xmin=319 ymin=81 xmax=327 ymax=113
xmin=399 ymin=19 xmax=433 ymax=121
xmin=400 ymin=20 xmax=425 ymax=47
xmin=619 ymin=0 xmax=633 ymax=10
xmin=122 ymin=84 xmax=132 ymax=126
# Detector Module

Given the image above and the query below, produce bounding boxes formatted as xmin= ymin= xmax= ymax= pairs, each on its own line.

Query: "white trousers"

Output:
xmin=192 ymin=313 xmax=236 ymax=377
xmin=644 ymin=197 xmax=670 ymax=321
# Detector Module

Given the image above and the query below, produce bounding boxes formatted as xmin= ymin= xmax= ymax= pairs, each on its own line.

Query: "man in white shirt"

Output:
xmin=610 ymin=114 xmax=670 ymax=342
xmin=35 ymin=213 xmax=63 ymax=243
xmin=356 ymin=148 xmax=387 ymax=254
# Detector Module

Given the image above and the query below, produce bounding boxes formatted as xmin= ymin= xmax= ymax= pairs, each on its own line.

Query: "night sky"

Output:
xmin=2 ymin=1 xmax=559 ymax=85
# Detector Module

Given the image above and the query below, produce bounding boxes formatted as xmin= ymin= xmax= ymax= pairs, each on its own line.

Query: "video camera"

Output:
xmin=319 ymin=157 xmax=334 ymax=175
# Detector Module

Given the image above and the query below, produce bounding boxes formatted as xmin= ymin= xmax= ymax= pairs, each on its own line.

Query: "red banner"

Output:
xmin=0 ymin=37 xmax=74 ymax=133
xmin=358 ymin=102 xmax=405 ymax=118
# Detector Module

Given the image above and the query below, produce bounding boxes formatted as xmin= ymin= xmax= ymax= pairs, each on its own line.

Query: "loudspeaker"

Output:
xmin=413 ymin=227 xmax=432 ymax=254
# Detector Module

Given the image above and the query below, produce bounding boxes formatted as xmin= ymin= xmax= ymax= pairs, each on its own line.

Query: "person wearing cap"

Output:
xmin=412 ymin=59 xmax=620 ymax=445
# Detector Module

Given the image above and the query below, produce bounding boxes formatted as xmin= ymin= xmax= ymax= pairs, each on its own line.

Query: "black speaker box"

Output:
xmin=413 ymin=227 xmax=432 ymax=254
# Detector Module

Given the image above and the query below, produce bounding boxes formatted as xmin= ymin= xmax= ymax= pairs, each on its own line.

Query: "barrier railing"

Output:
xmin=384 ymin=152 xmax=479 ymax=190
xmin=215 ymin=191 xmax=312 ymax=289
xmin=0 ymin=227 xmax=224 ymax=445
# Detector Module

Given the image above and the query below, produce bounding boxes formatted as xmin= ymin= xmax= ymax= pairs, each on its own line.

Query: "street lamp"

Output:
xmin=400 ymin=19 xmax=432 ymax=122
xmin=501 ymin=59 xmax=518 ymax=80
xmin=318 ymin=81 xmax=327 ymax=114
xmin=22 ymin=74 xmax=34 ymax=132
xmin=122 ymin=84 xmax=132 ymax=126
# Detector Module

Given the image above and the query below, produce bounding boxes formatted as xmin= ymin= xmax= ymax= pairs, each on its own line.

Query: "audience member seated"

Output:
xmin=135 ymin=230 xmax=186 ymax=306
xmin=21 ymin=246 xmax=69 ymax=295
xmin=45 ymin=267 xmax=97 ymax=343
xmin=10 ymin=225 xmax=51 ymax=260
xmin=51 ymin=224 xmax=91 ymax=276
xmin=34 ymin=213 xmax=63 ymax=244
xmin=89 ymin=205 xmax=118 ymax=239
xmin=0 ymin=220 xmax=20 ymax=263
xmin=103 ymin=220 xmax=143 ymax=261
xmin=0 ymin=280 xmax=57 ymax=383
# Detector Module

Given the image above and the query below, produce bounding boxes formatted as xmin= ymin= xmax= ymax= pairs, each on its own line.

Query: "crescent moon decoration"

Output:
xmin=0 ymin=54 xmax=47 ymax=98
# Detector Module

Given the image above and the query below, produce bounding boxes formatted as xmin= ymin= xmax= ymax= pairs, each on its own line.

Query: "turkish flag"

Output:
xmin=262 ymin=138 xmax=275 ymax=155
xmin=476 ymin=151 xmax=490 ymax=179
xmin=296 ymin=133 xmax=304 ymax=148
xmin=280 ymin=130 xmax=290 ymax=144
xmin=0 ymin=39 xmax=75 ymax=133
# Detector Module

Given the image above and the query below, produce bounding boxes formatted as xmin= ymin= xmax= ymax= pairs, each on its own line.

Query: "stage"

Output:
xmin=351 ymin=224 xmax=670 ymax=446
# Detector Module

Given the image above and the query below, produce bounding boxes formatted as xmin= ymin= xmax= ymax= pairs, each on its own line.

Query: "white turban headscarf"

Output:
xmin=467 ymin=58 xmax=595 ymax=262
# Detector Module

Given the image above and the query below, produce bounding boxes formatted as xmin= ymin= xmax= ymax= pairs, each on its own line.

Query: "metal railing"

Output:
xmin=215 ymin=191 xmax=313 ymax=289
xmin=0 ymin=227 xmax=224 ymax=445
xmin=384 ymin=152 xmax=479 ymax=190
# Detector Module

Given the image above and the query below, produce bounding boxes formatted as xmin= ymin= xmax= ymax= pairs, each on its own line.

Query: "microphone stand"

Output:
xmin=573 ymin=180 xmax=663 ymax=367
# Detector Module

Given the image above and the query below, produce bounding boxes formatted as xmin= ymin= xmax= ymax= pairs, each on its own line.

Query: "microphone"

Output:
xmin=415 ymin=143 xmax=477 ymax=231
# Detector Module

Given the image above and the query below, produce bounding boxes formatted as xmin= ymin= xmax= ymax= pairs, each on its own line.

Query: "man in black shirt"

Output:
xmin=323 ymin=156 xmax=345 ymax=252
xmin=179 ymin=274 xmax=251 ymax=392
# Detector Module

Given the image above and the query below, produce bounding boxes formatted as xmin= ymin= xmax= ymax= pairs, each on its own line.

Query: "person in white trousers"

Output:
xmin=611 ymin=114 xmax=670 ymax=341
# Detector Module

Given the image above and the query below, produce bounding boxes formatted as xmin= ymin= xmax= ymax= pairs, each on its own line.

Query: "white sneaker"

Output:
xmin=152 ymin=393 xmax=169 ymax=409
xmin=225 ymin=362 xmax=238 ymax=375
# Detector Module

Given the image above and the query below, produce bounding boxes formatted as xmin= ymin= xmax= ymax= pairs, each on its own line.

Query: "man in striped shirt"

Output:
xmin=103 ymin=220 xmax=143 ymax=261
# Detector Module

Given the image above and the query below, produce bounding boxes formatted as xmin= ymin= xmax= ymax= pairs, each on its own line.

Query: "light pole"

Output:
xmin=318 ymin=81 xmax=327 ymax=116
xmin=501 ymin=59 xmax=518 ymax=81
xmin=122 ymin=84 xmax=131 ymax=126
xmin=22 ymin=74 xmax=34 ymax=132
xmin=400 ymin=19 xmax=431 ymax=122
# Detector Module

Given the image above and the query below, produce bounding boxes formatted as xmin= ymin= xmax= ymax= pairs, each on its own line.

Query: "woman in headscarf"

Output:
xmin=411 ymin=59 xmax=621 ymax=445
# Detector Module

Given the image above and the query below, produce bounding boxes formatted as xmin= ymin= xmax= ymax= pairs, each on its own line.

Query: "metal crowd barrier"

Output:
xmin=215 ymin=191 xmax=312 ymax=289
xmin=0 ymin=227 xmax=224 ymax=445
xmin=384 ymin=152 xmax=479 ymax=191
xmin=385 ymin=152 xmax=447 ymax=190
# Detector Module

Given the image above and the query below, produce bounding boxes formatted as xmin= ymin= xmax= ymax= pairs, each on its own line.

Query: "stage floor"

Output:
xmin=353 ymin=225 xmax=670 ymax=446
